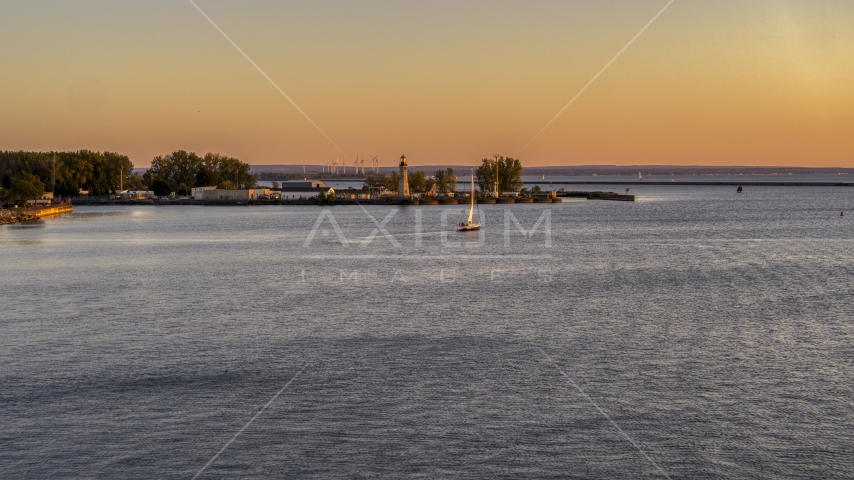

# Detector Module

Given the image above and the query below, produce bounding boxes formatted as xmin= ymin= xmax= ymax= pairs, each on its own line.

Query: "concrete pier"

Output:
xmin=32 ymin=205 xmax=74 ymax=217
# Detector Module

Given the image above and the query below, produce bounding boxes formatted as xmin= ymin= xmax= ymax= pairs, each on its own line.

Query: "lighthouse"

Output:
xmin=398 ymin=154 xmax=410 ymax=197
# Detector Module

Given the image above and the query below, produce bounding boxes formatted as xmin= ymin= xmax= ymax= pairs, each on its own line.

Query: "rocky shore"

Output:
xmin=0 ymin=209 xmax=39 ymax=225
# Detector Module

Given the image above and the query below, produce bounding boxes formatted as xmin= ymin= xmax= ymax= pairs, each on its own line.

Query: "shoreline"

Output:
xmin=0 ymin=204 xmax=73 ymax=224
xmin=0 ymin=210 xmax=39 ymax=224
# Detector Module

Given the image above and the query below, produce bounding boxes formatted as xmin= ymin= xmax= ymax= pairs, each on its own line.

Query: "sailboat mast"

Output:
xmin=468 ymin=169 xmax=475 ymax=223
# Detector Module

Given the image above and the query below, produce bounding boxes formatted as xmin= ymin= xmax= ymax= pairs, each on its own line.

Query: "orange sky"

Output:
xmin=1 ymin=1 xmax=852 ymax=168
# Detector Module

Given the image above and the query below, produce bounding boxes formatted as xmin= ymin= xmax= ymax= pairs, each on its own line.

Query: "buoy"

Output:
xmin=842 ymin=212 xmax=845 ymax=216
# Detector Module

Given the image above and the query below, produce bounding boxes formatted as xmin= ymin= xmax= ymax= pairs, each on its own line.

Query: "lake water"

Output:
xmin=2 ymin=185 xmax=853 ymax=478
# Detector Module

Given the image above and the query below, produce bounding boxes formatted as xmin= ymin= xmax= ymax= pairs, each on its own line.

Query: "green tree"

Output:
xmin=476 ymin=155 xmax=523 ymax=194
xmin=195 ymin=164 xmax=218 ymax=187
xmin=218 ymin=179 xmax=236 ymax=190
xmin=151 ymin=179 xmax=171 ymax=197
xmin=10 ymin=172 xmax=45 ymax=203
xmin=101 ymin=152 xmax=133 ymax=194
xmin=433 ymin=169 xmax=446 ymax=193
xmin=126 ymin=173 xmax=146 ymax=191
xmin=446 ymin=168 xmax=457 ymax=193
xmin=54 ymin=178 xmax=78 ymax=197
xmin=386 ymin=171 xmax=400 ymax=192
xmin=408 ymin=170 xmax=426 ymax=193
xmin=431 ymin=168 xmax=456 ymax=194
xmin=425 ymin=177 xmax=437 ymax=194
xmin=215 ymin=154 xmax=255 ymax=189
xmin=363 ymin=175 xmax=382 ymax=191
xmin=147 ymin=150 xmax=201 ymax=192
xmin=362 ymin=173 xmax=400 ymax=194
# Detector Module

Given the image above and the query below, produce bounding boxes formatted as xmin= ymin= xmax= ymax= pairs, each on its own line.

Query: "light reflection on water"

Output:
xmin=1 ymin=186 xmax=853 ymax=478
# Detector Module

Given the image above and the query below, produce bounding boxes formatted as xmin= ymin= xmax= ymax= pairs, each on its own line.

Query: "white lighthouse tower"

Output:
xmin=398 ymin=154 xmax=410 ymax=197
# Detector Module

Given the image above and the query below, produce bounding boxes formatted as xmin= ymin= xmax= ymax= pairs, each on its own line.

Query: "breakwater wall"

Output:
xmin=558 ymin=191 xmax=635 ymax=201
xmin=1 ymin=204 xmax=73 ymax=224
xmin=31 ymin=205 xmax=73 ymax=217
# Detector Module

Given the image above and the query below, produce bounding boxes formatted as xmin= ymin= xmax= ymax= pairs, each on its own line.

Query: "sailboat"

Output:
xmin=638 ymin=171 xmax=643 ymax=180
xmin=458 ymin=170 xmax=481 ymax=231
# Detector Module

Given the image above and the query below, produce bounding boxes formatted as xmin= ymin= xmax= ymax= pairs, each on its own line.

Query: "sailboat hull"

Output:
xmin=457 ymin=224 xmax=481 ymax=232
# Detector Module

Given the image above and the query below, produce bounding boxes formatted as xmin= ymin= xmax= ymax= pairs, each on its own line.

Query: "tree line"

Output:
xmin=1 ymin=150 xmax=133 ymax=201
xmin=363 ymin=168 xmax=458 ymax=194
xmin=0 ymin=149 xmax=255 ymax=201
xmin=2 ymin=150 xmax=524 ymax=202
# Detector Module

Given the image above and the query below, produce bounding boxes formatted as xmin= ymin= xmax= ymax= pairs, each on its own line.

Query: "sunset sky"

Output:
xmin=1 ymin=0 xmax=852 ymax=168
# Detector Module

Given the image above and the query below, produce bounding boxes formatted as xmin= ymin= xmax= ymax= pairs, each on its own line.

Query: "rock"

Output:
xmin=0 ymin=209 xmax=40 ymax=225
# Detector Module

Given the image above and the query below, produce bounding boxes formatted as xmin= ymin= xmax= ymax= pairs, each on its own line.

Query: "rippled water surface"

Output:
xmin=2 ymin=186 xmax=853 ymax=478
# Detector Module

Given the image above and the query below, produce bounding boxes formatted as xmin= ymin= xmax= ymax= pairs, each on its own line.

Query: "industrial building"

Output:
xmin=192 ymin=186 xmax=217 ymax=200
xmin=277 ymin=188 xmax=323 ymax=200
xmin=200 ymin=188 xmax=271 ymax=201
xmin=280 ymin=180 xmax=325 ymax=189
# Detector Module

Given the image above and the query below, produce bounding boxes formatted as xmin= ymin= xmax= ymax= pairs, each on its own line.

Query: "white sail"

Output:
xmin=467 ymin=172 xmax=475 ymax=223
